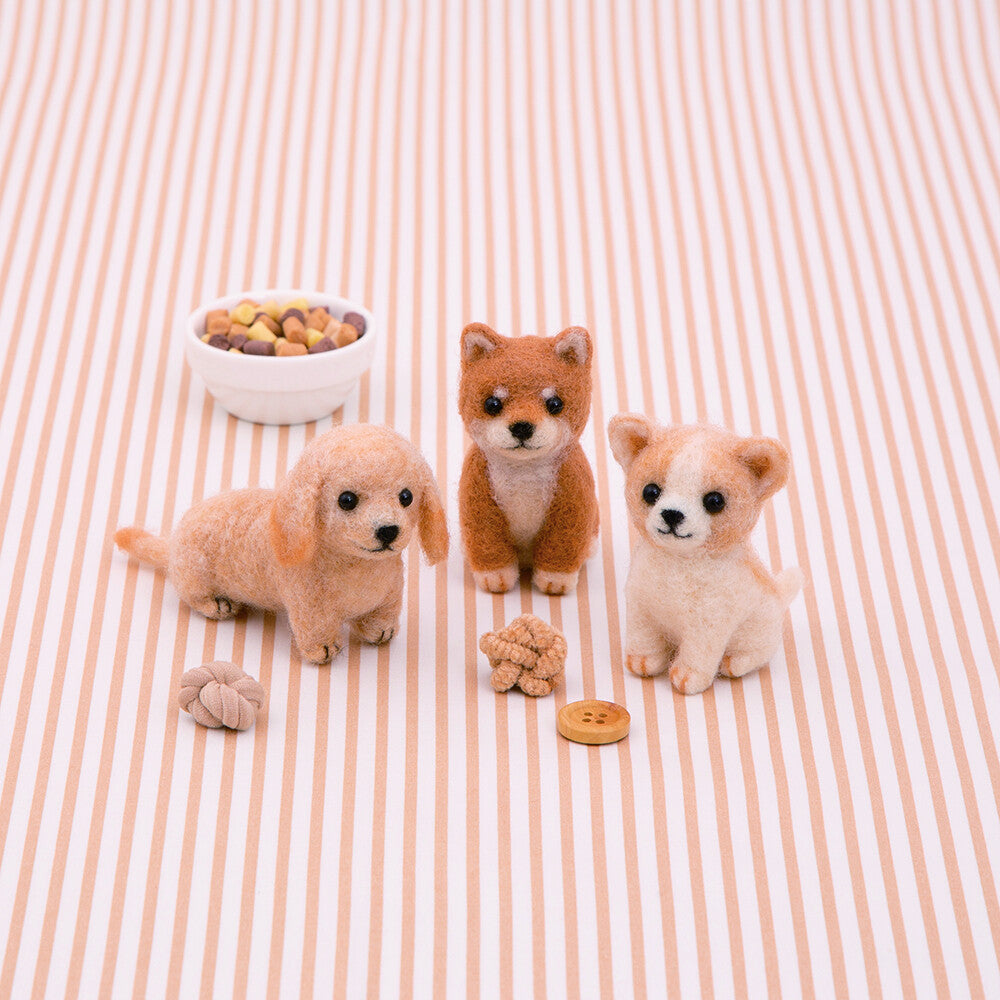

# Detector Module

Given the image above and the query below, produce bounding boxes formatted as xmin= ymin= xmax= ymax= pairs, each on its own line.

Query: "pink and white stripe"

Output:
xmin=2 ymin=1 xmax=999 ymax=997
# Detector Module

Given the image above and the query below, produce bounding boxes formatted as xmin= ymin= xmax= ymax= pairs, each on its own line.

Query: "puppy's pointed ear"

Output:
xmin=737 ymin=436 xmax=790 ymax=501
xmin=269 ymin=452 xmax=325 ymax=566
xmin=461 ymin=323 xmax=504 ymax=366
xmin=553 ymin=326 xmax=590 ymax=366
xmin=608 ymin=413 xmax=656 ymax=471
xmin=409 ymin=449 xmax=449 ymax=564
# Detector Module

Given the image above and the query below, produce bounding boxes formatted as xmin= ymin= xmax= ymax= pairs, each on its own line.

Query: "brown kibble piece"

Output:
xmin=557 ymin=700 xmax=630 ymax=745
xmin=228 ymin=332 xmax=248 ymax=351
xmin=276 ymin=340 xmax=308 ymax=356
xmin=333 ymin=322 xmax=358 ymax=348
xmin=342 ymin=311 xmax=366 ymax=336
xmin=207 ymin=333 xmax=231 ymax=350
xmin=206 ymin=314 xmax=231 ymax=336
xmin=283 ymin=316 xmax=308 ymax=344
xmin=307 ymin=337 xmax=335 ymax=354
xmin=252 ymin=313 xmax=280 ymax=335
xmin=243 ymin=339 xmax=274 ymax=356
xmin=279 ymin=307 xmax=306 ymax=325
xmin=306 ymin=307 xmax=330 ymax=330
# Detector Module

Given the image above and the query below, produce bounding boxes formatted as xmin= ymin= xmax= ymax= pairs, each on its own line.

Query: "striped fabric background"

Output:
xmin=1 ymin=0 xmax=999 ymax=997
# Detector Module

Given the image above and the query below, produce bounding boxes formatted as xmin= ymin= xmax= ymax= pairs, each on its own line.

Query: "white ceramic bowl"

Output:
xmin=184 ymin=289 xmax=377 ymax=424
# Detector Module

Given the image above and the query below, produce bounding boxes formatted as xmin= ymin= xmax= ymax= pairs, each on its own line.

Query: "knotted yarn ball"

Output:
xmin=479 ymin=614 xmax=568 ymax=697
xmin=177 ymin=660 xmax=265 ymax=730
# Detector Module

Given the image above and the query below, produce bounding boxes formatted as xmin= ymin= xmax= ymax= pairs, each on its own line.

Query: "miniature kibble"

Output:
xmin=247 ymin=320 xmax=277 ymax=343
xmin=253 ymin=313 xmax=281 ymax=335
xmin=306 ymin=307 xmax=329 ymax=330
xmin=230 ymin=302 xmax=256 ymax=326
xmin=333 ymin=323 xmax=358 ymax=348
xmin=283 ymin=316 xmax=308 ymax=344
xmin=206 ymin=313 xmax=231 ymax=336
xmin=342 ymin=311 xmax=366 ymax=336
xmin=200 ymin=298 xmax=366 ymax=358
xmin=279 ymin=307 xmax=306 ymax=326
xmin=243 ymin=339 xmax=275 ymax=356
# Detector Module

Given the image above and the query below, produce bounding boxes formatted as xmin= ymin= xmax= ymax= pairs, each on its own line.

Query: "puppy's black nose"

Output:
xmin=661 ymin=509 xmax=685 ymax=527
xmin=375 ymin=524 xmax=400 ymax=546
xmin=509 ymin=421 xmax=534 ymax=442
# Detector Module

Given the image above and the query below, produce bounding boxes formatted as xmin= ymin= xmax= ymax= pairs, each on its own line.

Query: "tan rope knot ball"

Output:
xmin=177 ymin=660 xmax=265 ymax=730
xmin=480 ymin=614 xmax=567 ymax=697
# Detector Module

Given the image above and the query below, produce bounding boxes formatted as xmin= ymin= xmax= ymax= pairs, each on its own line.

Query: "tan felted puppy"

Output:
xmin=608 ymin=416 xmax=802 ymax=695
xmin=115 ymin=424 xmax=448 ymax=664
xmin=458 ymin=323 xmax=599 ymax=595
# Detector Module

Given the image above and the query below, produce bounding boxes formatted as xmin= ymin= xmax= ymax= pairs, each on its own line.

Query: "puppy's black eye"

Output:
xmin=703 ymin=491 xmax=725 ymax=514
xmin=338 ymin=491 xmax=359 ymax=511
xmin=398 ymin=488 xmax=413 ymax=507
xmin=642 ymin=483 xmax=661 ymax=505
xmin=545 ymin=395 xmax=564 ymax=415
xmin=484 ymin=395 xmax=503 ymax=416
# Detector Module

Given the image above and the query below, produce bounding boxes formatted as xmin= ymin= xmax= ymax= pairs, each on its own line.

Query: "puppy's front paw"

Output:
xmin=300 ymin=641 xmax=343 ymax=665
xmin=669 ymin=660 xmax=715 ymax=695
xmin=626 ymin=652 xmax=669 ymax=677
xmin=354 ymin=618 xmax=399 ymax=645
xmin=720 ymin=654 xmax=764 ymax=679
xmin=532 ymin=568 xmax=579 ymax=596
xmin=473 ymin=564 xmax=519 ymax=593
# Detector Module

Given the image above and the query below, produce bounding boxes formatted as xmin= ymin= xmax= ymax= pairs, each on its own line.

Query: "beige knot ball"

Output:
xmin=177 ymin=661 xmax=265 ymax=730
xmin=480 ymin=614 xmax=567 ymax=697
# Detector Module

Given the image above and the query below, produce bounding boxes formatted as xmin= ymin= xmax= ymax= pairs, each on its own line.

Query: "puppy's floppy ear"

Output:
xmin=269 ymin=451 xmax=325 ymax=566
xmin=461 ymin=323 xmax=504 ymax=366
xmin=737 ymin=436 xmax=790 ymax=501
xmin=409 ymin=449 xmax=449 ymax=564
xmin=608 ymin=413 xmax=656 ymax=471
xmin=553 ymin=325 xmax=590 ymax=366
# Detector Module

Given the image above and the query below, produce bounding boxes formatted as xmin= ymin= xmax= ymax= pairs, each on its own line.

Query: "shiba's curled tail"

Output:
xmin=114 ymin=527 xmax=169 ymax=570
xmin=777 ymin=567 xmax=804 ymax=605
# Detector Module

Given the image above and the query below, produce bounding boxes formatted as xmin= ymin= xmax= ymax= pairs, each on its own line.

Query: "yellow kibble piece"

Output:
xmin=201 ymin=332 xmax=213 ymax=343
xmin=261 ymin=299 xmax=282 ymax=321
xmin=284 ymin=297 xmax=310 ymax=313
xmin=247 ymin=320 xmax=277 ymax=343
xmin=305 ymin=328 xmax=326 ymax=348
xmin=230 ymin=302 xmax=257 ymax=325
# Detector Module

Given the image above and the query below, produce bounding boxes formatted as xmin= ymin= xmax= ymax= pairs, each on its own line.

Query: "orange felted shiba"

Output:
xmin=458 ymin=323 xmax=599 ymax=595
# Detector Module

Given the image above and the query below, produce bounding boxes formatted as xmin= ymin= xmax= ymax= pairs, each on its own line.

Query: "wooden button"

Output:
xmin=557 ymin=700 xmax=630 ymax=745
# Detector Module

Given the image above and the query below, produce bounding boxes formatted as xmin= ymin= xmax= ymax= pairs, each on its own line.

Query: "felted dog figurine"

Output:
xmin=115 ymin=423 xmax=448 ymax=664
xmin=608 ymin=415 xmax=802 ymax=694
xmin=458 ymin=323 xmax=599 ymax=595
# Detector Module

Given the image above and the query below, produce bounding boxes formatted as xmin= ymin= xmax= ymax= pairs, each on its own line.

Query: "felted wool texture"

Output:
xmin=458 ymin=323 xmax=599 ymax=595
xmin=608 ymin=415 xmax=803 ymax=695
xmin=480 ymin=613 xmax=568 ymax=697
xmin=115 ymin=423 xmax=449 ymax=664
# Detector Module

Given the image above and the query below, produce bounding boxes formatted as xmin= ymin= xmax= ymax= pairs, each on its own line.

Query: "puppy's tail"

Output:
xmin=114 ymin=526 xmax=169 ymax=570
xmin=777 ymin=567 xmax=804 ymax=606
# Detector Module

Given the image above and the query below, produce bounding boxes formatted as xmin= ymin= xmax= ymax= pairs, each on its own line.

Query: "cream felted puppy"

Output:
xmin=115 ymin=424 xmax=448 ymax=664
xmin=608 ymin=416 xmax=802 ymax=695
